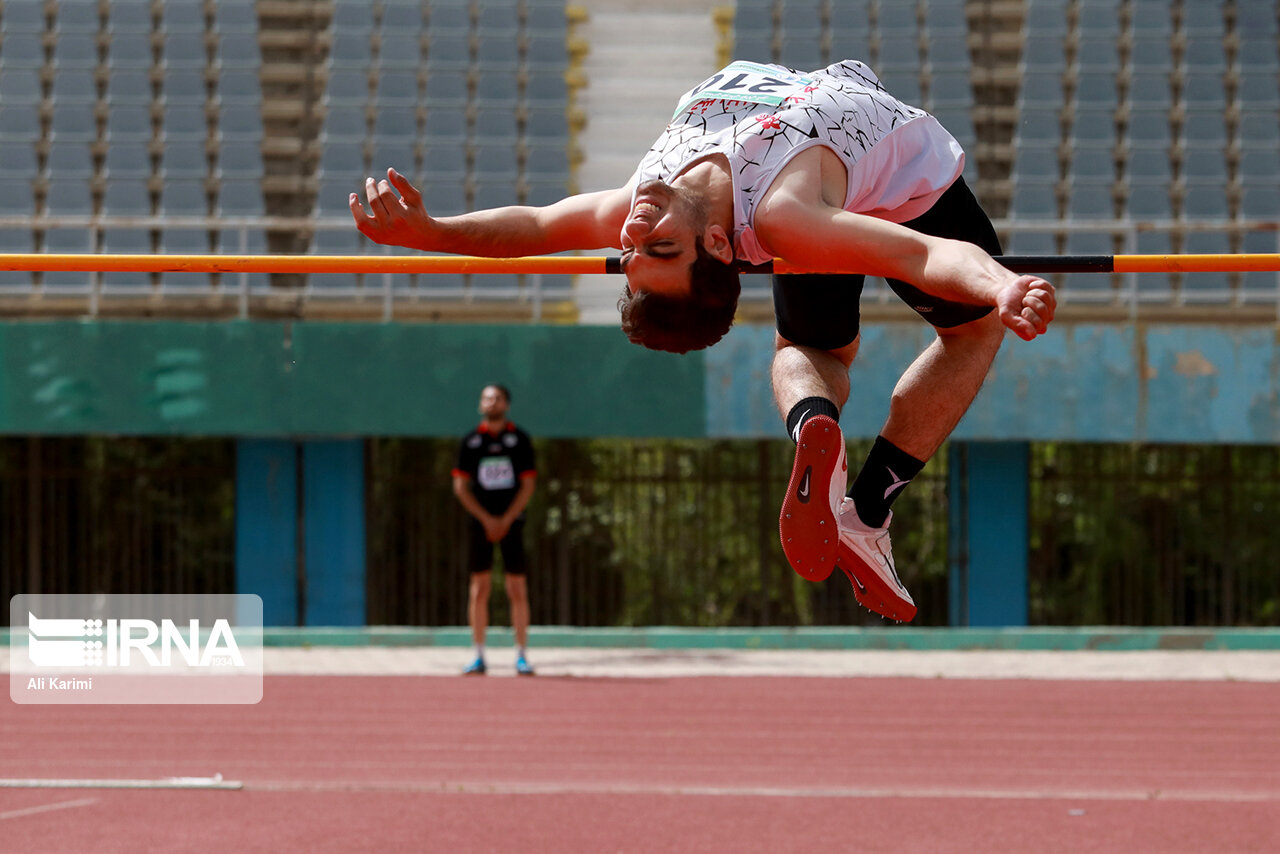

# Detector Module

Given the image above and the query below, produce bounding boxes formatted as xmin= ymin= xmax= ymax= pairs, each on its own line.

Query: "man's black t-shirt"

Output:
xmin=452 ymin=422 xmax=537 ymax=514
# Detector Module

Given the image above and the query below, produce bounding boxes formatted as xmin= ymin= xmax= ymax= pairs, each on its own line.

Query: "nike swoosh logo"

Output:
xmin=797 ymin=466 xmax=812 ymax=503
xmin=791 ymin=409 xmax=810 ymax=443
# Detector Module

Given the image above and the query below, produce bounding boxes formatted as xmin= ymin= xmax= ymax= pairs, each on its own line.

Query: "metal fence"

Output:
xmin=1028 ymin=443 xmax=1280 ymax=626
xmin=0 ymin=437 xmax=236 ymax=609
xmin=3 ymin=436 xmax=1278 ymax=628
xmin=365 ymin=438 xmax=950 ymax=628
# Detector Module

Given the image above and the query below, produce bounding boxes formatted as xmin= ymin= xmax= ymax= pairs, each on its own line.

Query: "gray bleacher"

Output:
xmin=732 ymin=0 xmax=977 ymax=163
xmin=312 ymin=0 xmax=576 ymax=304
xmin=732 ymin=0 xmax=981 ymax=304
xmin=0 ymin=0 xmax=575 ymax=313
xmin=1009 ymin=0 xmax=1067 ymax=249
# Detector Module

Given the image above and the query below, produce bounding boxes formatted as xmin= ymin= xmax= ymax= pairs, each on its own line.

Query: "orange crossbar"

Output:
xmin=0 ymin=254 xmax=611 ymax=275
xmin=0 ymin=253 xmax=1276 ymax=275
xmin=1111 ymin=254 xmax=1280 ymax=273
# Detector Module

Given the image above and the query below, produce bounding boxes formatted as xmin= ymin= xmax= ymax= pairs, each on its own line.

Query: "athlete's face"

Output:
xmin=619 ymin=180 xmax=708 ymax=298
xmin=478 ymin=386 xmax=509 ymax=419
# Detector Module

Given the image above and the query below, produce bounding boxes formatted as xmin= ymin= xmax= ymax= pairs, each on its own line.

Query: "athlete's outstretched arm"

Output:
xmin=756 ymin=196 xmax=1057 ymax=342
xmin=350 ymin=167 xmax=633 ymax=256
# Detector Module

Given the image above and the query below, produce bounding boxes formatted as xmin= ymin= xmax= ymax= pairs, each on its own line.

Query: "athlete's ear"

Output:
xmin=703 ymin=224 xmax=734 ymax=264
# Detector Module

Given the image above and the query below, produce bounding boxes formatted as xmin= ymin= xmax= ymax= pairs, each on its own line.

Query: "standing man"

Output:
xmin=452 ymin=384 xmax=538 ymax=675
xmin=354 ymin=59 xmax=1056 ymax=622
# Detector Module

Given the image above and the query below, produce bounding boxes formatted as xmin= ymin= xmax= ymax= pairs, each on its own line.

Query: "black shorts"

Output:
xmin=467 ymin=517 xmax=528 ymax=575
xmin=772 ymin=176 xmax=1001 ymax=350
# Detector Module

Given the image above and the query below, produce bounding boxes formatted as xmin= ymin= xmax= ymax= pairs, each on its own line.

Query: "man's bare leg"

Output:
xmin=879 ymin=313 xmax=1005 ymax=461
xmin=505 ymin=574 xmax=530 ymax=650
xmin=468 ymin=571 xmax=491 ymax=646
xmin=844 ymin=312 xmax=1005 ymax=528
xmin=465 ymin=571 xmax=491 ymax=673
xmin=505 ymin=574 xmax=534 ymax=675
xmin=771 ymin=315 xmax=1003 ymax=462
xmin=770 ymin=334 xmax=858 ymax=418
xmin=770 ymin=316 xmax=1003 ymax=620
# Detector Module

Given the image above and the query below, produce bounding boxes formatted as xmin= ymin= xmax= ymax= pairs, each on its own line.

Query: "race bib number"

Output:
xmin=477 ymin=456 xmax=516 ymax=491
xmin=672 ymin=61 xmax=813 ymax=119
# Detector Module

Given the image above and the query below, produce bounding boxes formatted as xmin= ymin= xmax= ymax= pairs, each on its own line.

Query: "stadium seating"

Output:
xmin=0 ymin=0 xmax=1273 ymax=316
xmin=308 ymin=0 xmax=576 ymax=304
xmin=0 ymin=0 xmax=578 ymax=311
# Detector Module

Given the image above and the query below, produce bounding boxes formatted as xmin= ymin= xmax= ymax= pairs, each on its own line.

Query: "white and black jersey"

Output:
xmin=633 ymin=59 xmax=965 ymax=264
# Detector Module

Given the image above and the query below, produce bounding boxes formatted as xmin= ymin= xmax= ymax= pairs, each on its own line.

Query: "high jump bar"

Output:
xmin=0 ymin=253 xmax=1277 ymax=275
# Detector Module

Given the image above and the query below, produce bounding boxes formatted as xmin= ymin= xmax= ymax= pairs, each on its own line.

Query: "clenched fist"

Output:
xmin=996 ymin=275 xmax=1056 ymax=341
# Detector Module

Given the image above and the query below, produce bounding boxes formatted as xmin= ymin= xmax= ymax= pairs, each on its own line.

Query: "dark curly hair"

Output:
xmin=617 ymin=243 xmax=741 ymax=354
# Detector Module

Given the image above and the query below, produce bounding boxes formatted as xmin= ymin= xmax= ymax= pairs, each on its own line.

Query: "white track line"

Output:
xmin=244 ymin=779 xmax=1280 ymax=804
xmin=256 ymin=648 xmax=1280 ymax=681
xmin=0 ymin=776 xmax=241 ymax=790
xmin=0 ymin=797 xmax=97 ymax=821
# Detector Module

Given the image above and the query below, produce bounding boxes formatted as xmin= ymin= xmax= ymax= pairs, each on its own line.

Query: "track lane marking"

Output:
xmin=242 ymin=779 xmax=1280 ymax=803
xmin=0 ymin=798 xmax=97 ymax=821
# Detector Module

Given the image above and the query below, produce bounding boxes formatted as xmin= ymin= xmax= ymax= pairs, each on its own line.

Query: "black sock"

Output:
xmin=785 ymin=397 xmax=840 ymax=443
xmin=848 ymin=436 xmax=925 ymax=527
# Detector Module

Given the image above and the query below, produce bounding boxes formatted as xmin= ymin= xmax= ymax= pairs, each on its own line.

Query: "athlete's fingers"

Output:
xmin=1021 ymin=294 xmax=1051 ymax=326
xmin=387 ymin=168 xmax=422 ymax=207
xmin=1009 ymin=316 xmax=1037 ymax=341
xmin=350 ymin=186 xmax=388 ymax=242
xmin=998 ymin=303 xmax=1035 ymax=340
xmin=1017 ymin=277 xmax=1056 ymax=335
xmin=375 ymin=178 xmax=401 ymax=211
xmin=364 ymin=176 xmax=390 ymax=218
xmin=348 ymin=192 xmax=372 ymax=232
xmin=1023 ymin=292 xmax=1052 ymax=318
xmin=1025 ymin=283 xmax=1055 ymax=307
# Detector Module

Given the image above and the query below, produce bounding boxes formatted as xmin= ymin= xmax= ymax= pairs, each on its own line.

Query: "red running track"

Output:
xmin=3 ymin=675 xmax=1278 ymax=853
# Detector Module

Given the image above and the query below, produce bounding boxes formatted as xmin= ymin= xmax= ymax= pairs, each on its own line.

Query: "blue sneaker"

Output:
xmin=515 ymin=655 xmax=535 ymax=676
xmin=462 ymin=657 xmax=486 ymax=676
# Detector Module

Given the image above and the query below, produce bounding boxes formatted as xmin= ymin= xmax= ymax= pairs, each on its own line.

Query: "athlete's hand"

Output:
xmin=350 ymin=167 xmax=434 ymax=250
xmin=996 ymin=275 xmax=1056 ymax=341
xmin=482 ymin=517 xmax=507 ymax=543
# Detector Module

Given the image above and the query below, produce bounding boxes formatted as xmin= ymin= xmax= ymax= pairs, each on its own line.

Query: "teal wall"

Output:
xmin=707 ymin=323 xmax=1280 ymax=443
xmin=1 ymin=319 xmax=1276 ymax=442
xmin=0 ymin=321 xmax=705 ymax=438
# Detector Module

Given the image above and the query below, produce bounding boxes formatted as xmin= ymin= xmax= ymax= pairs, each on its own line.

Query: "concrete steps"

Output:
xmin=571 ymin=1 xmax=724 ymax=321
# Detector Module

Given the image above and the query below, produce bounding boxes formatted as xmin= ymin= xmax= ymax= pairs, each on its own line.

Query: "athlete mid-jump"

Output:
xmin=351 ymin=59 xmax=1057 ymax=621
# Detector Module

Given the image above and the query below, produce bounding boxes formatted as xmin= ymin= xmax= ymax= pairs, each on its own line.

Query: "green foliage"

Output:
xmin=1029 ymin=444 xmax=1280 ymax=626
xmin=0 ymin=437 xmax=234 ymax=604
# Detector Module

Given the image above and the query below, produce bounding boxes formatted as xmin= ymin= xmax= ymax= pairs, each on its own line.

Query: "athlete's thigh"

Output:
xmin=887 ymin=177 xmax=1001 ymax=328
xmin=467 ymin=518 xmax=494 ymax=572
xmin=498 ymin=519 xmax=528 ymax=576
xmin=772 ymin=272 xmax=865 ymax=349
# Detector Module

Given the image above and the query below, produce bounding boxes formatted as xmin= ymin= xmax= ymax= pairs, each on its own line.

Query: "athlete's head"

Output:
xmin=479 ymin=384 xmax=511 ymax=420
xmin=616 ymin=179 xmax=740 ymax=354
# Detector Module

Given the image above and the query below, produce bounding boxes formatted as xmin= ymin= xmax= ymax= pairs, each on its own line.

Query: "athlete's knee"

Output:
xmin=469 ymin=572 xmax=492 ymax=599
xmin=774 ymin=331 xmax=860 ymax=369
xmin=936 ymin=309 xmax=1003 ymax=345
xmin=504 ymin=575 xmax=529 ymax=603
